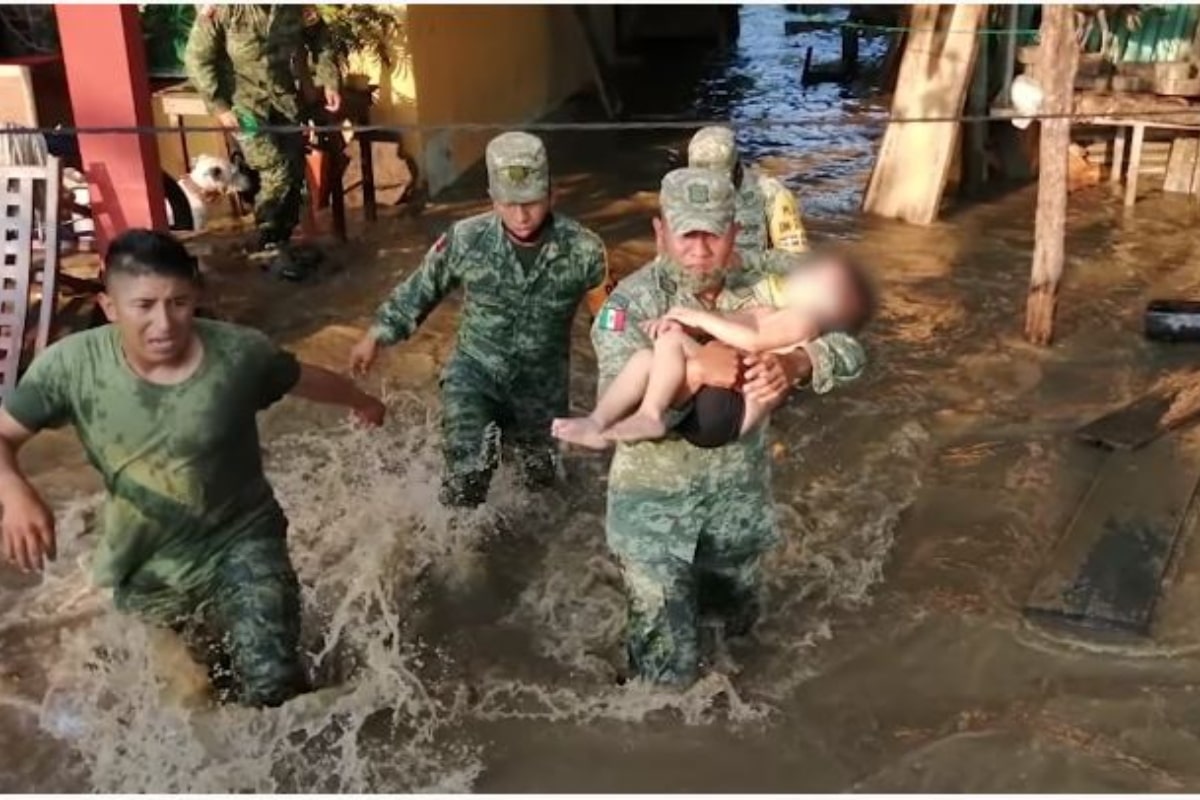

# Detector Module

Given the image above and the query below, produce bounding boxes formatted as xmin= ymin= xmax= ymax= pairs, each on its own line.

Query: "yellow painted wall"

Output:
xmin=403 ymin=5 xmax=596 ymax=194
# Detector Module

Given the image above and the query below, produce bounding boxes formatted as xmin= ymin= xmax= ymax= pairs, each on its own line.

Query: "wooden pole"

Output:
xmin=1025 ymin=5 xmax=1078 ymax=346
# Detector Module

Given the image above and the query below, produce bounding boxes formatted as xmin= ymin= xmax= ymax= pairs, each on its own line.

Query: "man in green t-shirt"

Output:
xmin=0 ymin=229 xmax=385 ymax=708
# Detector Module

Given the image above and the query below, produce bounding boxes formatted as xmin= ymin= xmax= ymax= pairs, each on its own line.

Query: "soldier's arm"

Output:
xmin=303 ymin=7 xmax=342 ymax=93
xmin=797 ymin=331 xmax=867 ymax=394
xmin=591 ymin=288 xmax=652 ymax=395
xmin=369 ymin=231 xmax=461 ymax=346
xmin=0 ymin=348 xmax=73 ymax=573
xmin=583 ymin=238 xmax=614 ymax=318
xmin=183 ymin=9 xmax=231 ymax=114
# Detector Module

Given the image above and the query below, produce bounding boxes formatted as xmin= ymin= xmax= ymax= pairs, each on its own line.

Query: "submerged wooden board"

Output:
xmin=1024 ymin=427 xmax=1200 ymax=634
xmin=861 ymin=4 xmax=985 ymax=225
xmin=1076 ymin=383 xmax=1200 ymax=451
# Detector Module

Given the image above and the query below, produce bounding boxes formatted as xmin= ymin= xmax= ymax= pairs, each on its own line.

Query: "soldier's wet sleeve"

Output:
xmin=590 ymin=287 xmax=653 ymax=395
xmin=370 ymin=231 xmax=460 ymax=346
xmin=183 ymin=9 xmax=231 ymax=115
xmin=583 ymin=239 xmax=613 ymax=319
xmin=3 ymin=346 xmax=72 ymax=431
xmin=244 ymin=332 xmax=302 ymax=410
xmin=801 ymin=331 xmax=867 ymax=394
xmin=303 ymin=6 xmax=342 ymax=93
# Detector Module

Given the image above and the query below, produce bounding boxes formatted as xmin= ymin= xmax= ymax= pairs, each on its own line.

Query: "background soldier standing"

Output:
xmin=185 ymin=4 xmax=342 ymax=279
xmin=687 ymin=125 xmax=810 ymax=256
xmin=593 ymin=168 xmax=865 ymax=686
xmin=350 ymin=132 xmax=612 ymax=508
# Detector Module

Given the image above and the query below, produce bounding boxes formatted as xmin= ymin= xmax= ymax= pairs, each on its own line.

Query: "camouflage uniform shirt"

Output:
xmin=593 ymin=250 xmax=866 ymax=562
xmin=371 ymin=211 xmax=608 ymax=385
xmin=184 ymin=4 xmax=339 ymax=122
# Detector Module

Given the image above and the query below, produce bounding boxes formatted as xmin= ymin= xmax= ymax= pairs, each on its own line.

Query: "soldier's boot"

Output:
xmin=515 ymin=446 xmax=559 ymax=492
xmin=439 ymin=469 xmax=491 ymax=509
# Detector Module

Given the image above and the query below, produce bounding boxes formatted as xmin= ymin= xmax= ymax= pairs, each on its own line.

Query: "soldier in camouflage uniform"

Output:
xmin=687 ymin=125 xmax=810 ymax=256
xmin=184 ymin=4 xmax=341 ymax=272
xmin=593 ymin=168 xmax=865 ymax=685
xmin=0 ymin=229 xmax=384 ymax=707
xmin=350 ymin=132 xmax=612 ymax=508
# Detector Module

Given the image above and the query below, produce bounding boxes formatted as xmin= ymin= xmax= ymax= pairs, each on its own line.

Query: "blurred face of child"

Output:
xmin=781 ymin=258 xmax=864 ymax=332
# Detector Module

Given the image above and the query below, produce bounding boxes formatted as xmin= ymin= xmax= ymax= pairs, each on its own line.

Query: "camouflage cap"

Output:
xmin=659 ymin=167 xmax=735 ymax=236
xmin=687 ymin=126 xmax=738 ymax=175
xmin=486 ymin=131 xmax=550 ymax=203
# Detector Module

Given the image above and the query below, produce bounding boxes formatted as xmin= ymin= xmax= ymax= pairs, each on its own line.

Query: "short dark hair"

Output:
xmin=824 ymin=252 xmax=877 ymax=335
xmin=103 ymin=228 xmax=200 ymax=286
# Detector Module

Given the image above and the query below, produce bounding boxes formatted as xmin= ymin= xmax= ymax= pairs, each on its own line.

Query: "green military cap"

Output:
xmin=687 ymin=125 xmax=738 ymax=175
xmin=659 ymin=167 xmax=735 ymax=236
xmin=486 ymin=131 xmax=550 ymax=203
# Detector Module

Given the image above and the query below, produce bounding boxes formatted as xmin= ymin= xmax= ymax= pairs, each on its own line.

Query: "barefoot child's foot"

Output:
xmin=603 ymin=413 xmax=668 ymax=443
xmin=552 ymin=417 xmax=612 ymax=450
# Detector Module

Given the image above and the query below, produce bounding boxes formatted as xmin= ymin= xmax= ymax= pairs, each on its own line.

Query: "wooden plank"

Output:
xmin=1025 ymin=5 xmax=1078 ymax=347
xmin=862 ymin=4 xmax=986 ymax=225
xmin=1164 ymin=137 xmax=1199 ymax=194
xmin=1124 ymin=122 xmax=1146 ymax=207
xmin=34 ymin=156 xmax=60 ymax=354
xmin=1077 ymin=389 xmax=1183 ymax=451
xmin=1025 ymin=426 xmax=1200 ymax=635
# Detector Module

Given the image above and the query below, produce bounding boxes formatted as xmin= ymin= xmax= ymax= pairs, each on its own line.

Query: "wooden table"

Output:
xmin=1079 ymin=116 xmax=1200 ymax=207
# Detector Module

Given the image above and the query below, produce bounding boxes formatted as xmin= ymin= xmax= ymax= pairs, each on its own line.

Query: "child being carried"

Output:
xmin=553 ymin=253 xmax=874 ymax=450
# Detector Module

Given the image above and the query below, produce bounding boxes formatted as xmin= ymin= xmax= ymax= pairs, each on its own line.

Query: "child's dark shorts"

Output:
xmin=675 ymin=386 xmax=746 ymax=449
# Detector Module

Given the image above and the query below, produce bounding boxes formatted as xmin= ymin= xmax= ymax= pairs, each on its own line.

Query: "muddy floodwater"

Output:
xmin=8 ymin=6 xmax=1200 ymax=792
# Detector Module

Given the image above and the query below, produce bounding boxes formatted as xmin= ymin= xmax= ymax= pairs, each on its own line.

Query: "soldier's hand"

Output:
xmin=1 ymin=484 xmax=56 ymax=573
xmin=743 ymin=351 xmax=802 ymax=409
xmin=216 ymin=110 xmax=240 ymax=131
xmin=349 ymin=335 xmax=379 ymax=377
xmin=688 ymin=341 xmax=740 ymax=391
xmin=324 ymin=88 xmax=342 ymax=114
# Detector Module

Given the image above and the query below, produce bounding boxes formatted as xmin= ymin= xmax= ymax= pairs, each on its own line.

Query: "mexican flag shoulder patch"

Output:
xmin=597 ymin=306 xmax=627 ymax=332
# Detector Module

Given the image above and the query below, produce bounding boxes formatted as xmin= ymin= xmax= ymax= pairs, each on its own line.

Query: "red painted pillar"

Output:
xmin=55 ymin=4 xmax=166 ymax=254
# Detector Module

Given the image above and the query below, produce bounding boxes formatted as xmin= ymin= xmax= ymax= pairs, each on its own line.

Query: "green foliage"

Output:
xmin=317 ymin=5 xmax=404 ymax=71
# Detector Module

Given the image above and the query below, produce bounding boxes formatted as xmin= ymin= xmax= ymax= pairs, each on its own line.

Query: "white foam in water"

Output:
xmin=6 ymin=389 xmax=929 ymax=791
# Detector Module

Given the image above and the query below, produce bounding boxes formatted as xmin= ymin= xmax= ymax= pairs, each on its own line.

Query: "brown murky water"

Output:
xmin=7 ymin=5 xmax=1200 ymax=791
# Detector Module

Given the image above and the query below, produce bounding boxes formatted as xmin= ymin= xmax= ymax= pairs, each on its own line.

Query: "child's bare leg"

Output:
xmin=553 ymin=349 xmax=654 ymax=449
xmin=606 ymin=330 xmax=700 ymax=443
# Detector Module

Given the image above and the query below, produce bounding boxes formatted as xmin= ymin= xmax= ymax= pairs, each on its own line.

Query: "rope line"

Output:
xmin=3 ymin=106 xmax=1199 ymax=138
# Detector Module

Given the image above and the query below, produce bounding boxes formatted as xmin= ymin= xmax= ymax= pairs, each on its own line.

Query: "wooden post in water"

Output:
xmin=1025 ymin=5 xmax=1078 ymax=346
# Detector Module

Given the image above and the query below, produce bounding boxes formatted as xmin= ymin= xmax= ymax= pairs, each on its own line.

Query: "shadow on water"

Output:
xmin=9 ymin=4 xmax=1200 ymax=793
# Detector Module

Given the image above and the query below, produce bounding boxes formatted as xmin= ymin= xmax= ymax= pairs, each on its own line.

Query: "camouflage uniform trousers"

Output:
xmin=439 ymin=354 xmax=566 ymax=508
xmin=235 ymin=110 xmax=306 ymax=246
xmin=608 ymin=483 xmax=776 ymax=685
xmin=113 ymin=530 xmax=305 ymax=708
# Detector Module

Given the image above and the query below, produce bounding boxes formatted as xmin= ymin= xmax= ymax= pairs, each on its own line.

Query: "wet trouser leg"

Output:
xmin=696 ymin=543 xmax=764 ymax=638
xmin=211 ymin=533 xmax=306 ymax=707
xmin=617 ymin=553 xmax=700 ymax=686
xmin=236 ymin=113 xmax=306 ymax=246
xmin=503 ymin=377 xmax=568 ymax=491
xmin=439 ymin=357 xmax=502 ymax=508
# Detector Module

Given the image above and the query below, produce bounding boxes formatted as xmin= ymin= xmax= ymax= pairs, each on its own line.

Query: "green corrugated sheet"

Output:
xmin=1083 ymin=5 xmax=1199 ymax=64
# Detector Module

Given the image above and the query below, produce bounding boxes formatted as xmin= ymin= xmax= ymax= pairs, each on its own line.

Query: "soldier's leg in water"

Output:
xmin=608 ymin=491 xmax=701 ymax=685
xmin=211 ymin=531 xmax=307 ymax=708
xmin=440 ymin=357 xmax=503 ymax=507
xmin=505 ymin=376 xmax=567 ymax=490
xmin=237 ymin=128 xmax=299 ymax=249
xmin=695 ymin=487 xmax=776 ymax=638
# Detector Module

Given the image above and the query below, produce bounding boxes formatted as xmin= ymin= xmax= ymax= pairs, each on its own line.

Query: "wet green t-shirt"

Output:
xmin=6 ymin=319 xmax=301 ymax=595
